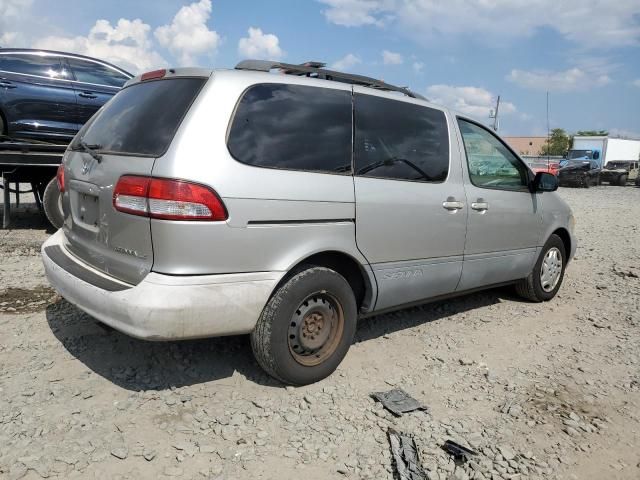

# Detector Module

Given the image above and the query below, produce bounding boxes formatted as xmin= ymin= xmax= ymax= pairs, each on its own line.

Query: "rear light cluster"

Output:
xmin=56 ymin=164 xmax=65 ymax=193
xmin=113 ymin=176 xmax=227 ymax=221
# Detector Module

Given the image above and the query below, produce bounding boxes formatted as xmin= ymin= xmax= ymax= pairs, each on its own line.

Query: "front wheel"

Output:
xmin=251 ymin=266 xmax=357 ymax=386
xmin=617 ymin=174 xmax=628 ymax=186
xmin=515 ymin=234 xmax=566 ymax=302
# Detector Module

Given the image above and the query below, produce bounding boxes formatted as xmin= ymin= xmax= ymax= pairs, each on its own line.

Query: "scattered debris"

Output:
xmin=371 ymin=389 xmax=428 ymax=416
xmin=388 ymin=429 xmax=427 ymax=480
xmin=442 ymin=440 xmax=478 ymax=462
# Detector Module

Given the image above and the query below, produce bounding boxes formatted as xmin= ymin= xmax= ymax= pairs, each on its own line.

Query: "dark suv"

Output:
xmin=0 ymin=49 xmax=132 ymax=143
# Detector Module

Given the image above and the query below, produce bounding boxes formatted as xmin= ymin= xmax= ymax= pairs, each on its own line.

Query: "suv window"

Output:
xmin=458 ymin=119 xmax=528 ymax=190
xmin=354 ymin=94 xmax=449 ymax=182
xmin=227 ymin=84 xmax=352 ymax=174
xmin=76 ymin=78 xmax=206 ymax=157
xmin=67 ymin=58 xmax=129 ymax=87
xmin=0 ymin=54 xmax=66 ymax=79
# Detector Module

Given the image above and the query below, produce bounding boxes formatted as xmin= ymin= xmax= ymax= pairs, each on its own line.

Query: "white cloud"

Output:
xmin=318 ymin=0 xmax=394 ymax=27
xmin=507 ymin=68 xmax=611 ymax=92
xmin=34 ymin=19 xmax=166 ymax=74
xmin=426 ymin=84 xmax=516 ymax=119
xmin=0 ymin=0 xmax=33 ymax=46
xmin=633 ymin=79 xmax=640 ymax=88
xmin=154 ymin=0 xmax=220 ymax=66
xmin=238 ymin=27 xmax=284 ymax=60
xmin=382 ymin=49 xmax=403 ymax=65
xmin=412 ymin=61 xmax=424 ymax=73
xmin=319 ymin=0 xmax=640 ymax=49
xmin=609 ymin=128 xmax=640 ymax=139
xmin=331 ymin=53 xmax=361 ymax=70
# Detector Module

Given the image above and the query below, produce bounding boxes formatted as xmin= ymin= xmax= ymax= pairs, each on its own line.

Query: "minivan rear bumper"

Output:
xmin=42 ymin=230 xmax=281 ymax=340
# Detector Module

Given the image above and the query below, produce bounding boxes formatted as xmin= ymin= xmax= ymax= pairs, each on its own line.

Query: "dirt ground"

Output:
xmin=1 ymin=186 xmax=639 ymax=480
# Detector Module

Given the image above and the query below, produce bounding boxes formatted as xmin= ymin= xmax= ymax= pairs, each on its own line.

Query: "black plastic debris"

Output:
xmin=441 ymin=439 xmax=478 ymax=462
xmin=388 ymin=429 xmax=427 ymax=480
xmin=371 ymin=389 xmax=428 ymax=417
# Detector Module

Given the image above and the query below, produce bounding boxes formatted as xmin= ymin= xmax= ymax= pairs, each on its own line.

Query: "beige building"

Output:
xmin=504 ymin=137 xmax=548 ymax=156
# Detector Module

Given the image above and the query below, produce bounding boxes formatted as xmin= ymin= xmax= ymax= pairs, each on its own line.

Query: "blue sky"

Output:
xmin=1 ymin=0 xmax=639 ymax=137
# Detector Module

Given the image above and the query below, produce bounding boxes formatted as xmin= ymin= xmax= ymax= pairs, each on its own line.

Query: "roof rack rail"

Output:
xmin=235 ymin=60 xmax=426 ymax=100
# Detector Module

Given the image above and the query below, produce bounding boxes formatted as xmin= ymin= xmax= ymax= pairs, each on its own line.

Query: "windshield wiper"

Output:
xmin=357 ymin=156 xmax=434 ymax=181
xmin=72 ymin=141 xmax=103 ymax=163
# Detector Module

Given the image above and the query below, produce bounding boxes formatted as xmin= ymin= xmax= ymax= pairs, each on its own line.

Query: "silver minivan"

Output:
xmin=42 ymin=61 xmax=576 ymax=385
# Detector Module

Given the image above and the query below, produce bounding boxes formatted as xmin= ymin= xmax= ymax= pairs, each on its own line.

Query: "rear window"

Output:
xmin=227 ymin=83 xmax=352 ymax=173
xmin=76 ymin=78 xmax=206 ymax=157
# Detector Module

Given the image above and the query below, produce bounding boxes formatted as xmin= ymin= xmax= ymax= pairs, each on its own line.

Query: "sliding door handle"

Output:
xmin=471 ymin=201 xmax=489 ymax=211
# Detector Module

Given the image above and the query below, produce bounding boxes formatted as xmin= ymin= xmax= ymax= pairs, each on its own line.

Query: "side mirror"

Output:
xmin=532 ymin=171 xmax=558 ymax=192
xmin=593 ymin=151 xmax=600 ymax=160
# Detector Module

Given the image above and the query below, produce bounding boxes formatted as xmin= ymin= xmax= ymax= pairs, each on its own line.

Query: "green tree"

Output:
xmin=541 ymin=128 xmax=571 ymax=156
xmin=575 ymin=130 xmax=608 ymax=136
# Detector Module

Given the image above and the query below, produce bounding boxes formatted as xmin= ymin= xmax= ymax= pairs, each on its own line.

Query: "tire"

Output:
xmin=515 ymin=234 xmax=566 ymax=302
xmin=43 ymin=177 xmax=64 ymax=229
xmin=0 ymin=112 xmax=5 ymax=136
xmin=582 ymin=175 xmax=590 ymax=188
xmin=250 ymin=266 xmax=357 ymax=386
xmin=617 ymin=174 xmax=628 ymax=186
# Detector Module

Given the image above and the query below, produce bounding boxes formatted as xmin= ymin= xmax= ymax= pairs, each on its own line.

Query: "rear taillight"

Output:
xmin=56 ymin=164 xmax=65 ymax=193
xmin=113 ymin=176 xmax=227 ymax=221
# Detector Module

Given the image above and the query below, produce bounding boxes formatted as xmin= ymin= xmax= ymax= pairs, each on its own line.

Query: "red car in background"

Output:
xmin=528 ymin=160 xmax=560 ymax=176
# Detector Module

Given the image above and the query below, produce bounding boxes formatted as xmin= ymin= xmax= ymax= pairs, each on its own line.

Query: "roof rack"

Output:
xmin=235 ymin=60 xmax=426 ymax=100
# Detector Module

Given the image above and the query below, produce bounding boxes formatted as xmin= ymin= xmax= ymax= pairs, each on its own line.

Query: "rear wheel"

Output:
xmin=43 ymin=177 xmax=64 ymax=229
xmin=515 ymin=234 xmax=566 ymax=302
xmin=250 ymin=266 xmax=357 ymax=385
xmin=583 ymin=175 xmax=590 ymax=188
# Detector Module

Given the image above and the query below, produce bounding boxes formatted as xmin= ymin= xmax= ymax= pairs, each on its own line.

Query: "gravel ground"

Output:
xmin=1 ymin=186 xmax=639 ymax=480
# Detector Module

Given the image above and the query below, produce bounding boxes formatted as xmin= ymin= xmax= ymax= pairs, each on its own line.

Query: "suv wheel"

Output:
xmin=515 ymin=234 xmax=566 ymax=302
xmin=618 ymin=174 xmax=628 ymax=186
xmin=251 ymin=266 xmax=357 ymax=385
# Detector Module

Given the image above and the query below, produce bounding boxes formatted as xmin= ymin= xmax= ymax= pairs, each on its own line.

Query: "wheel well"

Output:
xmin=552 ymin=228 xmax=571 ymax=258
xmin=280 ymin=251 xmax=371 ymax=310
xmin=0 ymin=108 xmax=7 ymax=135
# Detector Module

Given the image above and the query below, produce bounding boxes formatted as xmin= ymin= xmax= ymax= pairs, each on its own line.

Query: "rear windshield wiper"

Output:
xmin=71 ymin=141 xmax=103 ymax=163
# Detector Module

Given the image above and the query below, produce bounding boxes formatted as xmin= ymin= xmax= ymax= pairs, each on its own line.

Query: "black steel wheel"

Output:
xmin=251 ymin=266 xmax=357 ymax=386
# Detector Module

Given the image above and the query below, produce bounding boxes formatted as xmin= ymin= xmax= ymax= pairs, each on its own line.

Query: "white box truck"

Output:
xmin=566 ymin=136 xmax=640 ymax=186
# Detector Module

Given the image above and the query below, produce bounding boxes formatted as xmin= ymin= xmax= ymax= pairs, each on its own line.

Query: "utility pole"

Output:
xmin=489 ymin=96 xmax=501 ymax=131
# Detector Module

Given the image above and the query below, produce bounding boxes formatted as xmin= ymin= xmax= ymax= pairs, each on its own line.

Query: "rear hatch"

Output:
xmin=61 ymin=73 xmax=207 ymax=284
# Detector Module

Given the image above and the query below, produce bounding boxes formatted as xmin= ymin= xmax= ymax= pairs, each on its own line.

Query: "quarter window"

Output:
xmin=67 ymin=58 xmax=129 ymax=87
xmin=458 ymin=119 xmax=529 ymax=190
xmin=354 ymin=94 xmax=449 ymax=182
xmin=227 ymin=84 xmax=352 ymax=174
xmin=0 ymin=54 xmax=66 ymax=79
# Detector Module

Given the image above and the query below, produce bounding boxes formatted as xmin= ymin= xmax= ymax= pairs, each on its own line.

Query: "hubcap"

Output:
xmin=288 ymin=293 xmax=344 ymax=367
xmin=540 ymin=247 xmax=563 ymax=292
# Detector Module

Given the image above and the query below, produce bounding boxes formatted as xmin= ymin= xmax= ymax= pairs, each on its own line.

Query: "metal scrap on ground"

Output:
xmin=441 ymin=439 xmax=478 ymax=462
xmin=371 ymin=389 xmax=428 ymax=416
xmin=388 ymin=429 xmax=428 ymax=480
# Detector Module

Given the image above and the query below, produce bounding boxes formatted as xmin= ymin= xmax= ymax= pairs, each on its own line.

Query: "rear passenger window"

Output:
xmin=67 ymin=58 xmax=129 ymax=87
xmin=354 ymin=94 xmax=449 ymax=182
xmin=0 ymin=54 xmax=64 ymax=79
xmin=227 ymin=84 xmax=352 ymax=173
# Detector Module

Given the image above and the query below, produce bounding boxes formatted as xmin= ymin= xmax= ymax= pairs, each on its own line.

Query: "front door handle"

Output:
xmin=78 ymin=92 xmax=97 ymax=99
xmin=471 ymin=201 xmax=489 ymax=211
xmin=442 ymin=199 xmax=464 ymax=211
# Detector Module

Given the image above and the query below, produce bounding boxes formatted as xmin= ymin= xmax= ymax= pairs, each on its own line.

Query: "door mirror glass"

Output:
xmin=593 ymin=151 xmax=600 ymax=160
xmin=533 ymin=171 xmax=558 ymax=192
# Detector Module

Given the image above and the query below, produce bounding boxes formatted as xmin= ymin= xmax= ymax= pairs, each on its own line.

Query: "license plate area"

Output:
xmin=69 ymin=180 xmax=101 ymax=231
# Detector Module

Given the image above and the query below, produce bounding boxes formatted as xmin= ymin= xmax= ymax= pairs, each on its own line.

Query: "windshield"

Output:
xmin=560 ymin=159 xmax=590 ymax=167
xmin=73 ymin=77 xmax=206 ymax=157
xmin=567 ymin=149 xmax=594 ymax=160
